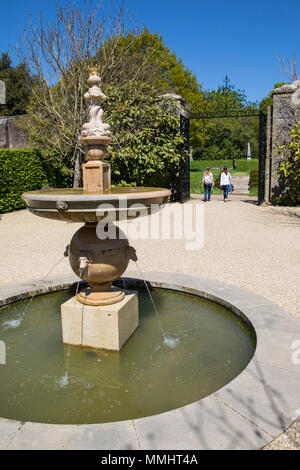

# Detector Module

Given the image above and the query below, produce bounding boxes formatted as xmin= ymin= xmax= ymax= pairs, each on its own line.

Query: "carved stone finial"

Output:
xmin=81 ymin=67 xmax=112 ymax=148
xmin=81 ymin=66 xmax=112 ymax=192
xmin=88 ymin=66 xmax=100 ymax=75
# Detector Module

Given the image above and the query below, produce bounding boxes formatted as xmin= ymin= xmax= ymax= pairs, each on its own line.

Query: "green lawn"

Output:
xmin=190 ymin=158 xmax=259 ymax=195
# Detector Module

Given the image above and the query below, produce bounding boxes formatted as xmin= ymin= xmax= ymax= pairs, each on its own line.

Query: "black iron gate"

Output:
xmin=179 ymin=114 xmax=190 ymax=203
xmin=179 ymin=109 xmax=267 ymax=205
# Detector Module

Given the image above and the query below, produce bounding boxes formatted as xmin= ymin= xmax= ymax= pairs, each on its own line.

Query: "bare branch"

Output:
xmin=276 ymin=53 xmax=298 ymax=82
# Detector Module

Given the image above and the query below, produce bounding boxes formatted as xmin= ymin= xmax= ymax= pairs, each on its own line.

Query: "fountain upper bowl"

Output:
xmin=22 ymin=187 xmax=171 ymax=223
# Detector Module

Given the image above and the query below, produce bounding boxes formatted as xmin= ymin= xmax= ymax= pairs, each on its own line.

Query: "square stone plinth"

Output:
xmin=61 ymin=292 xmax=138 ymax=351
xmin=82 ymin=161 xmax=110 ymax=191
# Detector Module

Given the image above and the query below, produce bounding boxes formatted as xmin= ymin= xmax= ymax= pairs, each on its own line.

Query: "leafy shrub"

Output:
xmin=41 ymin=155 xmax=71 ymax=189
xmin=21 ymin=79 xmax=187 ymax=196
xmin=0 ymin=149 xmax=49 ymax=213
xmin=191 ymin=116 xmax=259 ymax=161
xmin=103 ymin=82 xmax=186 ymax=196
xmin=192 ymin=148 xmax=203 ymax=160
xmin=273 ymin=123 xmax=300 ymax=205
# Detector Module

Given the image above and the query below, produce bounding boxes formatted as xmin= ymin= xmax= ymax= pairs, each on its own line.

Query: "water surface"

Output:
xmin=0 ymin=288 xmax=255 ymax=424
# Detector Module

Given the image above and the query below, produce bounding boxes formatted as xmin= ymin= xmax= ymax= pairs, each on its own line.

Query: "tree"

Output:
xmin=0 ymin=52 xmax=33 ymax=116
xmin=109 ymin=27 xmax=208 ymax=155
xmin=104 ymin=82 xmax=185 ymax=193
xmin=274 ymin=123 xmax=300 ymax=205
xmin=193 ymin=117 xmax=259 ymax=160
xmin=276 ymin=54 xmax=298 ymax=82
xmin=109 ymin=27 xmax=205 ymax=111
xmin=17 ymin=1 xmax=153 ymax=186
xmin=17 ymin=1 xmax=187 ymax=189
xmin=259 ymin=82 xmax=287 ymax=115
xmin=204 ymin=76 xmax=257 ymax=115
xmin=192 ymin=77 xmax=259 ymax=158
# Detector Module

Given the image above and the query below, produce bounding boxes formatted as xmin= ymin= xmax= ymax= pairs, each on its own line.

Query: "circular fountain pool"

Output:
xmin=0 ymin=287 xmax=255 ymax=424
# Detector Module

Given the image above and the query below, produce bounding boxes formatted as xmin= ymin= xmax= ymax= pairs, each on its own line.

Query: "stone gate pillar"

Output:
xmin=266 ymin=81 xmax=300 ymax=202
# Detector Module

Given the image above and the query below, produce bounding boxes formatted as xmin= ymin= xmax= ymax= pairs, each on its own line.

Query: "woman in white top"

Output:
xmin=220 ymin=167 xmax=232 ymax=202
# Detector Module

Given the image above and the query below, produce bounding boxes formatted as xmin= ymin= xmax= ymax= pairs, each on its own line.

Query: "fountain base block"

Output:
xmin=61 ymin=292 xmax=139 ymax=351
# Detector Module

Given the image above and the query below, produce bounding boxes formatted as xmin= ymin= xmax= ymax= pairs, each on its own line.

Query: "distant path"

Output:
xmin=232 ymin=176 xmax=249 ymax=195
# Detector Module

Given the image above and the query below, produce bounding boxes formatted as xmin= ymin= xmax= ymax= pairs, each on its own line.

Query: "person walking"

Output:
xmin=220 ymin=166 xmax=232 ymax=202
xmin=202 ymin=167 xmax=214 ymax=202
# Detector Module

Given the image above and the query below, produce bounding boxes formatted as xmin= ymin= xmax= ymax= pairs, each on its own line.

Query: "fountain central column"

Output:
xmin=61 ymin=67 xmax=139 ymax=351
xmin=81 ymin=67 xmax=112 ymax=192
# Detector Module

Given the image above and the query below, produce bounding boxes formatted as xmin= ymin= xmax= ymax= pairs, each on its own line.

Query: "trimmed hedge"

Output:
xmin=0 ymin=149 xmax=48 ymax=213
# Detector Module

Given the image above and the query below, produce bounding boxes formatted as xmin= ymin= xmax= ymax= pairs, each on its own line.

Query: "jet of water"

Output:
xmin=75 ymin=268 xmax=83 ymax=297
xmin=63 ymin=343 xmax=71 ymax=385
xmin=134 ymin=261 xmax=165 ymax=338
xmin=22 ymin=256 xmax=66 ymax=318
xmin=42 ymin=256 xmax=66 ymax=280
xmin=62 ymin=275 xmax=87 ymax=386
xmin=134 ymin=262 xmax=180 ymax=349
xmin=56 ymin=374 xmax=69 ymax=388
xmin=0 ymin=256 xmax=67 ymax=335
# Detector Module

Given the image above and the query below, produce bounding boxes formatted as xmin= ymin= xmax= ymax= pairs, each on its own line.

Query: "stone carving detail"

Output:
xmin=80 ymin=67 xmax=112 ymax=191
xmin=81 ymin=68 xmax=112 ymax=142
xmin=55 ymin=200 xmax=69 ymax=211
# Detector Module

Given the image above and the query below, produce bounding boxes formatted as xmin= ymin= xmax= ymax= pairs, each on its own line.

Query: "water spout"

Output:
xmin=134 ymin=262 xmax=165 ymax=338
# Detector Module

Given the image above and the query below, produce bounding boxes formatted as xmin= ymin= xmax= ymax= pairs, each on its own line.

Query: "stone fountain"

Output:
xmin=22 ymin=67 xmax=171 ymax=351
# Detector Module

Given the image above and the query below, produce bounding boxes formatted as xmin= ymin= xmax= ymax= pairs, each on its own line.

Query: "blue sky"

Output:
xmin=0 ymin=0 xmax=299 ymax=102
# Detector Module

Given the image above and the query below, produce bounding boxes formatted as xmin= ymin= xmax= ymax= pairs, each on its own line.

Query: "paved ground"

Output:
xmin=1 ymin=193 xmax=300 ymax=449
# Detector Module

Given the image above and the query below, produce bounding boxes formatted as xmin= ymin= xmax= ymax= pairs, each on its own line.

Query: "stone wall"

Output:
xmin=266 ymin=81 xmax=300 ymax=202
xmin=0 ymin=115 xmax=28 ymax=149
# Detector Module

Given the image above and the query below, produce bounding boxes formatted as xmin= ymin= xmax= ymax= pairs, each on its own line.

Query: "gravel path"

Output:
xmin=1 ymin=194 xmax=300 ymax=449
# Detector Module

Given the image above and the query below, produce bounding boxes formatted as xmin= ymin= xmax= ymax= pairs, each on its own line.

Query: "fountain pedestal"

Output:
xmin=80 ymin=68 xmax=112 ymax=192
xmin=22 ymin=66 xmax=171 ymax=352
xmin=60 ymin=222 xmax=139 ymax=350
xmin=61 ymin=291 xmax=138 ymax=350
xmin=82 ymin=161 xmax=110 ymax=192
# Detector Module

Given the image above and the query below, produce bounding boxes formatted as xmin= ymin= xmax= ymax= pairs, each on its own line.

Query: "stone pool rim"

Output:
xmin=0 ymin=271 xmax=299 ymax=450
